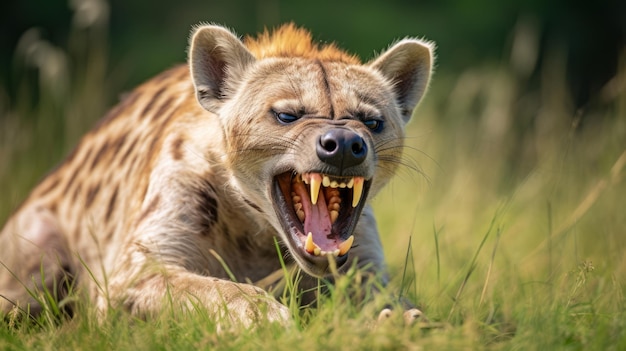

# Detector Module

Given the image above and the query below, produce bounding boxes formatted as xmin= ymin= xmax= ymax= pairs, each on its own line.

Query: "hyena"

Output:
xmin=0 ymin=23 xmax=434 ymax=327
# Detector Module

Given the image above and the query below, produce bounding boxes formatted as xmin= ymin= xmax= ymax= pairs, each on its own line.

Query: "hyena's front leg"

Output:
xmin=101 ymin=251 xmax=291 ymax=328
xmin=99 ymin=168 xmax=292 ymax=327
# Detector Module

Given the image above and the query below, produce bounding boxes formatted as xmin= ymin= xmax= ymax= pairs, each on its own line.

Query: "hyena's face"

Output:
xmin=189 ymin=25 xmax=433 ymax=276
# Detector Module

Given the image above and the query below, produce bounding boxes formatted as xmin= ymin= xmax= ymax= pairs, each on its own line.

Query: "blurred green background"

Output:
xmin=1 ymin=0 xmax=624 ymax=106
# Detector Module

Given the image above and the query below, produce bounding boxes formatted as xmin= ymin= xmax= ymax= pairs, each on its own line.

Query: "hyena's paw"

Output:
xmin=377 ymin=307 xmax=429 ymax=327
xmin=209 ymin=282 xmax=293 ymax=330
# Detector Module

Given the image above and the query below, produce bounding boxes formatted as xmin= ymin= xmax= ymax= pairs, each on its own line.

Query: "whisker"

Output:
xmin=376 ymin=153 xmax=431 ymax=184
xmin=375 ymin=142 xmax=442 ymax=173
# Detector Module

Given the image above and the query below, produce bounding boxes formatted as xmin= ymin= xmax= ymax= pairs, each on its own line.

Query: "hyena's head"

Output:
xmin=189 ymin=24 xmax=433 ymax=276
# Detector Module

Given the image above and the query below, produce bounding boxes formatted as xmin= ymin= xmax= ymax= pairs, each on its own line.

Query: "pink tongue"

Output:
xmin=293 ymin=183 xmax=335 ymax=251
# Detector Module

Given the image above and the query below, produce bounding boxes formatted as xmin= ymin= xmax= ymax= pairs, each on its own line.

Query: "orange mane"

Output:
xmin=244 ymin=23 xmax=360 ymax=64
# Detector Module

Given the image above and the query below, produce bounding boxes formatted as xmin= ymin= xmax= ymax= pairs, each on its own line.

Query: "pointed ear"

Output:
xmin=188 ymin=24 xmax=256 ymax=112
xmin=369 ymin=39 xmax=434 ymax=123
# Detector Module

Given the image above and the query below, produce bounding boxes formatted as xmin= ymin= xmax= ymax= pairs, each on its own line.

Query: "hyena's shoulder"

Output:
xmin=21 ymin=64 xmax=210 ymax=246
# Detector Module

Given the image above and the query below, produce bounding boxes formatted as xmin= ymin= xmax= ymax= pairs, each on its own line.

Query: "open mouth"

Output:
xmin=272 ymin=171 xmax=371 ymax=273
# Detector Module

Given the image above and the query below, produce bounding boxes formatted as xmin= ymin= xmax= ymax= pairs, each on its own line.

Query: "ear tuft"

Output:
xmin=188 ymin=24 xmax=256 ymax=112
xmin=369 ymin=39 xmax=434 ymax=123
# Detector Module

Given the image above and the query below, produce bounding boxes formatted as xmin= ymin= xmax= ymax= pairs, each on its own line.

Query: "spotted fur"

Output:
xmin=0 ymin=23 xmax=434 ymax=327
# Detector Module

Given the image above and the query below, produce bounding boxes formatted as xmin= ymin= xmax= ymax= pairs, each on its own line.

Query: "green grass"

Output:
xmin=1 ymin=18 xmax=625 ymax=350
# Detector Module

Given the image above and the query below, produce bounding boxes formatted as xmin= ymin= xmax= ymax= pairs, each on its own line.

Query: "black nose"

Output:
xmin=316 ymin=129 xmax=367 ymax=170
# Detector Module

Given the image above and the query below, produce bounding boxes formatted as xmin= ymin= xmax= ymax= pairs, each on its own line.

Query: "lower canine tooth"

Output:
xmin=338 ymin=235 xmax=354 ymax=256
xmin=305 ymin=232 xmax=316 ymax=253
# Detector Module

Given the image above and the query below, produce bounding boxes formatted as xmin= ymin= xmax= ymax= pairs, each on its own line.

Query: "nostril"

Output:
xmin=351 ymin=140 xmax=364 ymax=155
xmin=321 ymin=138 xmax=338 ymax=153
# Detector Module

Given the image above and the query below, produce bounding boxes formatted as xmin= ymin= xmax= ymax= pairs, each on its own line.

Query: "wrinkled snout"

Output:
xmin=316 ymin=128 xmax=367 ymax=171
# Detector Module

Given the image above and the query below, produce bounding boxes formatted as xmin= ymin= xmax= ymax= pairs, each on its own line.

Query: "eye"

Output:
xmin=274 ymin=111 xmax=300 ymax=124
xmin=363 ymin=119 xmax=384 ymax=133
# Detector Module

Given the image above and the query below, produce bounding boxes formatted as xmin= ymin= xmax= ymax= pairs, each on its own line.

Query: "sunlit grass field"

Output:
xmin=1 ymin=18 xmax=625 ymax=350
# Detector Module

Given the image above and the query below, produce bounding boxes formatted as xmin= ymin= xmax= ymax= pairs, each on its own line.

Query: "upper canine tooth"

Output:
xmin=338 ymin=235 xmax=354 ymax=256
xmin=352 ymin=177 xmax=364 ymax=208
xmin=310 ymin=173 xmax=322 ymax=205
xmin=322 ymin=175 xmax=331 ymax=187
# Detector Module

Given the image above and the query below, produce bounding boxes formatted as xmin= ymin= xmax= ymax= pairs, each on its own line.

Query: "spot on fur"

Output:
xmin=171 ymin=136 xmax=185 ymax=161
xmin=197 ymin=182 xmax=219 ymax=234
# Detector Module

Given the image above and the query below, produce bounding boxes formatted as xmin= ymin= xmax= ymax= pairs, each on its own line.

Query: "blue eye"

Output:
xmin=364 ymin=119 xmax=384 ymax=133
xmin=275 ymin=112 xmax=299 ymax=124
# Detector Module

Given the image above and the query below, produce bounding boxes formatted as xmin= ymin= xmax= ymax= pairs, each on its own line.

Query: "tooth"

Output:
xmin=352 ymin=177 xmax=364 ymax=207
xmin=305 ymin=232 xmax=315 ymax=253
xmin=347 ymin=178 xmax=354 ymax=189
xmin=330 ymin=203 xmax=340 ymax=211
xmin=322 ymin=175 xmax=330 ymax=187
xmin=330 ymin=210 xmax=338 ymax=223
xmin=294 ymin=203 xmax=302 ymax=211
xmin=332 ymin=249 xmax=340 ymax=257
xmin=338 ymin=235 xmax=354 ymax=256
xmin=293 ymin=195 xmax=301 ymax=203
xmin=330 ymin=196 xmax=341 ymax=204
xmin=310 ymin=173 xmax=322 ymax=205
xmin=314 ymin=247 xmax=321 ymax=256
xmin=297 ymin=210 xmax=305 ymax=222
xmin=303 ymin=174 xmax=309 ymax=184
xmin=330 ymin=181 xmax=338 ymax=188
xmin=339 ymin=182 xmax=346 ymax=188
